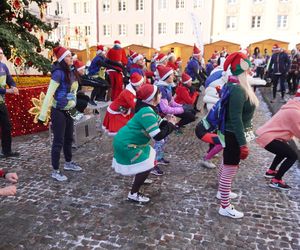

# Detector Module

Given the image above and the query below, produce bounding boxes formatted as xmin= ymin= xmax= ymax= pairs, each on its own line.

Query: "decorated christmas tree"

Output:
xmin=0 ymin=0 xmax=58 ymax=73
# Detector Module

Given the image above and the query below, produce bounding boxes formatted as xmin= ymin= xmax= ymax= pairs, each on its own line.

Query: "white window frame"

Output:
xmin=136 ymin=23 xmax=144 ymax=35
xmin=228 ymin=0 xmax=237 ymax=4
xmin=136 ymin=0 xmax=144 ymax=10
xmin=176 ymin=0 xmax=185 ymax=8
xmin=253 ymin=0 xmax=264 ymax=3
xmin=175 ymin=22 xmax=184 ymax=34
xmin=83 ymin=1 xmax=90 ymax=13
xmin=118 ymin=0 xmax=126 ymax=11
xmin=158 ymin=0 xmax=167 ymax=9
xmin=85 ymin=26 xmax=91 ymax=36
xmin=193 ymin=0 xmax=203 ymax=8
xmin=56 ymin=1 xmax=63 ymax=15
xmin=103 ymin=24 xmax=111 ymax=36
xmin=251 ymin=16 xmax=261 ymax=28
xmin=118 ymin=24 xmax=126 ymax=36
xmin=103 ymin=0 xmax=110 ymax=12
xmin=73 ymin=2 xmax=80 ymax=14
xmin=277 ymin=15 xmax=288 ymax=28
xmin=158 ymin=22 xmax=166 ymax=34
xmin=226 ymin=16 xmax=237 ymax=29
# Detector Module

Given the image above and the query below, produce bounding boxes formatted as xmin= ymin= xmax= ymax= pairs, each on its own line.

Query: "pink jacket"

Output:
xmin=256 ymin=99 xmax=300 ymax=147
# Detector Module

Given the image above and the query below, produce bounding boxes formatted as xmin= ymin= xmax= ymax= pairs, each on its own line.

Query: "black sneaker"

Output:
xmin=150 ymin=166 xmax=164 ymax=176
xmin=0 ymin=152 xmax=20 ymax=158
xmin=157 ymin=158 xmax=170 ymax=166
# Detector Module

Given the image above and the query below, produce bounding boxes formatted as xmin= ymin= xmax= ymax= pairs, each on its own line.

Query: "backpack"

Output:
xmin=202 ymin=83 xmax=231 ymax=147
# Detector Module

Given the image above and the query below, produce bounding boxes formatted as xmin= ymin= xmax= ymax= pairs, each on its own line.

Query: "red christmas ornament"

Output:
xmin=36 ymin=47 xmax=42 ymax=53
xmin=14 ymin=57 xmax=22 ymax=66
xmin=28 ymin=27 xmax=32 ymax=32
xmin=27 ymin=61 xmax=33 ymax=67
xmin=13 ymin=0 xmax=21 ymax=9
xmin=23 ymin=21 xmax=30 ymax=28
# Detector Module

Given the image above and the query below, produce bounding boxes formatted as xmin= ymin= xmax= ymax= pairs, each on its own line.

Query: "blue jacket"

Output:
xmin=268 ymin=52 xmax=291 ymax=75
xmin=0 ymin=62 xmax=16 ymax=96
xmin=51 ymin=63 xmax=76 ymax=109
xmin=185 ymin=57 xmax=200 ymax=81
xmin=88 ymin=55 xmax=107 ymax=76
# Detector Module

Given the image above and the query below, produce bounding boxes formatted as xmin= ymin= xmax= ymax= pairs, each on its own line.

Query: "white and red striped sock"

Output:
xmin=218 ymin=164 xmax=238 ymax=208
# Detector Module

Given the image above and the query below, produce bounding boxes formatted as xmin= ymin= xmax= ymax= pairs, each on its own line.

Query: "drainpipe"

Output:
xmin=210 ymin=0 xmax=214 ymax=43
xmin=151 ymin=0 xmax=154 ymax=48
xmin=96 ymin=0 xmax=99 ymax=43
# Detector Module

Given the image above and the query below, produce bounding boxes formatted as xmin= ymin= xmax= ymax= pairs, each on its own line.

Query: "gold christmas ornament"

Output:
xmin=28 ymin=92 xmax=52 ymax=125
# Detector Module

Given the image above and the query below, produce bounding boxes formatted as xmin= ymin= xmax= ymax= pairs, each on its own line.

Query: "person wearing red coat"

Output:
xmin=102 ymin=72 xmax=144 ymax=135
xmin=175 ymin=72 xmax=199 ymax=106
xmin=106 ymin=40 xmax=128 ymax=100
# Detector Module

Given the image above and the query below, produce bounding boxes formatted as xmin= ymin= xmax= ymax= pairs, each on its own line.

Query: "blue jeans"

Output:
xmin=272 ymin=74 xmax=286 ymax=99
xmin=51 ymin=108 xmax=74 ymax=170
xmin=154 ymin=137 xmax=167 ymax=161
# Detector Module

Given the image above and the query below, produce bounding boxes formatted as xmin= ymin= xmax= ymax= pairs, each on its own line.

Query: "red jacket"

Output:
xmin=175 ymin=84 xmax=199 ymax=105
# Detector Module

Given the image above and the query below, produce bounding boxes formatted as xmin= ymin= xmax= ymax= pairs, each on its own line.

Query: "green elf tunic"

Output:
xmin=112 ymin=105 xmax=161 ymax=176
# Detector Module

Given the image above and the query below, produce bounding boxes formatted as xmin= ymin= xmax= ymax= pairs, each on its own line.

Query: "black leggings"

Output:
xmin=223 ymin=131 xmax=240 ymax=165
xmin=131 ymin=170 xmax=151 ymax=194
xmin=265 ymin=139 xmax=298 ymax=180
xmin=175 ymin=111 xmax=196 ymax=127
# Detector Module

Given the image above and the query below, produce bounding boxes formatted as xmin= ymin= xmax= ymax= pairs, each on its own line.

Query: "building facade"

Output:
xmin=211 ymin=0 xmax=300 ymax=49
xmin=98 ymin=0 xmax=212 ymax=49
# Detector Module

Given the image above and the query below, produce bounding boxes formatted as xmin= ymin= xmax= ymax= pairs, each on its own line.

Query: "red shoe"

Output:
xmin=269 ymin=178 xmax=291 ymax=190
xmin=264 ymin=169 xmax=277 ymax=178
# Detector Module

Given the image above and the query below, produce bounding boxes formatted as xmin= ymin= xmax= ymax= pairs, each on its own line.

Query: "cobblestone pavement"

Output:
xmin=0 ymin=91 xmax=300 ymax=250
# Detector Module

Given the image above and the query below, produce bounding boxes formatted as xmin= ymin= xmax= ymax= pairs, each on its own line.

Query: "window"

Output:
xmin=253 ymin=0 xmax=263 ymax=3
xmin=158 ymin=0 xmax=167 ymax=9
xmin=118 ymin=24 xmax=126 ymax=35
xmin=136 ymin=24 xmax=144 ymax=35
xmin=176 ymin=0 xmax=184 ymax=8
xmin=227 ymin=0 xmax=236 ymax=4
xmin=103 ymin=0 xmax=110 ymax=12
xmin=226 ymin=16 xmax=237 ymax=29
xmin=56 ymin=2 xmax=63 ymax=15
xmin=193 ymin=0 xmax=203 ymax=8
xmin=118 ymin=0 xmax=126 ymax=11
xmin=103 ymin=24 xmax=111 ymax=36
xmin=83 ymin=2 xmax=90 ymax=13
xmin=85 ymin=26 xmax=91 ymax=36
xmin=136 ymin=0 xmax=144 ymax=10
xmin=277 ymin=15 xmax=288 ymax=28
xmin=73 ymin=2 xmax=79 ymax=14
xmin=158 ymin=22 xmax=166 ymax=34
xmin=251 ymin=16 xmax=261 ymax=28
xmin=175 ymin=22 xmax=183 ymax=34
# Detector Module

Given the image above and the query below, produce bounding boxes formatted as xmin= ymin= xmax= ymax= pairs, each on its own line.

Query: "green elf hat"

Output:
xmin=223 ymin=52 xmax=251 ymax=76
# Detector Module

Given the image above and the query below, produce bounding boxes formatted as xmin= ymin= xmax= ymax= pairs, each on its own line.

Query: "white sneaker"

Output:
xmin=216 ymin=191 xmax=238 ymax=200
xmin=219 ymin=205 xmax=244 ymax=219
xmin=51 ymin=170 xmax=68 ymax=181
xmin=64 ymin=162 xmax=82 ymax=171
xmin=198 ymin=159 xmax=216 ymax=169
xmin=144 ymin=178 xmax=153 ymax=185
xmin=127 ymin=192 xmax=150 ymax=203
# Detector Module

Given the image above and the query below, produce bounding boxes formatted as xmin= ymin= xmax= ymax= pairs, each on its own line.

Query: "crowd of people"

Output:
xmin=0 ymin=41 xmax=300 ymax=220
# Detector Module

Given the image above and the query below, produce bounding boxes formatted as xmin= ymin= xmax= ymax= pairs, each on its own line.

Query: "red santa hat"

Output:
xmin=157 ymin=65 xmax=173 ymax=81
xmin=97 ymin=45 xmax=105 ymax=55
xmin=131 ymin=53 xmax=144 ymax=63
xmin=129 ymin=49 xmax=137 ymax=58
xmin=137 ymin=84 xmax=158 ymax=103
xmin=53 ymin=46 xmax=71 ymax=62
xmin=223 ymin=51 xmax=251 ymax=76
xmin=176 ymin=57 xmax=182 ymax=63
xmin=73 ymin=60 xmax=85 ymax=71
xmin=211 ymin=54 xmax=217 ymax=60
xmin=130 ymin=72 xmax=144 ymax=87
xmin=272 ymin=44 xmax=280 ymax=52
xmin=182 ymin=72 xmax=192 ymax=84
xmin=193 ymin=44 xmax=201 ymax=56
xmin=156 ymin=53 xmax=168 ymax=64
xmin=114 ymin=40 xmax=121 ymax=45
